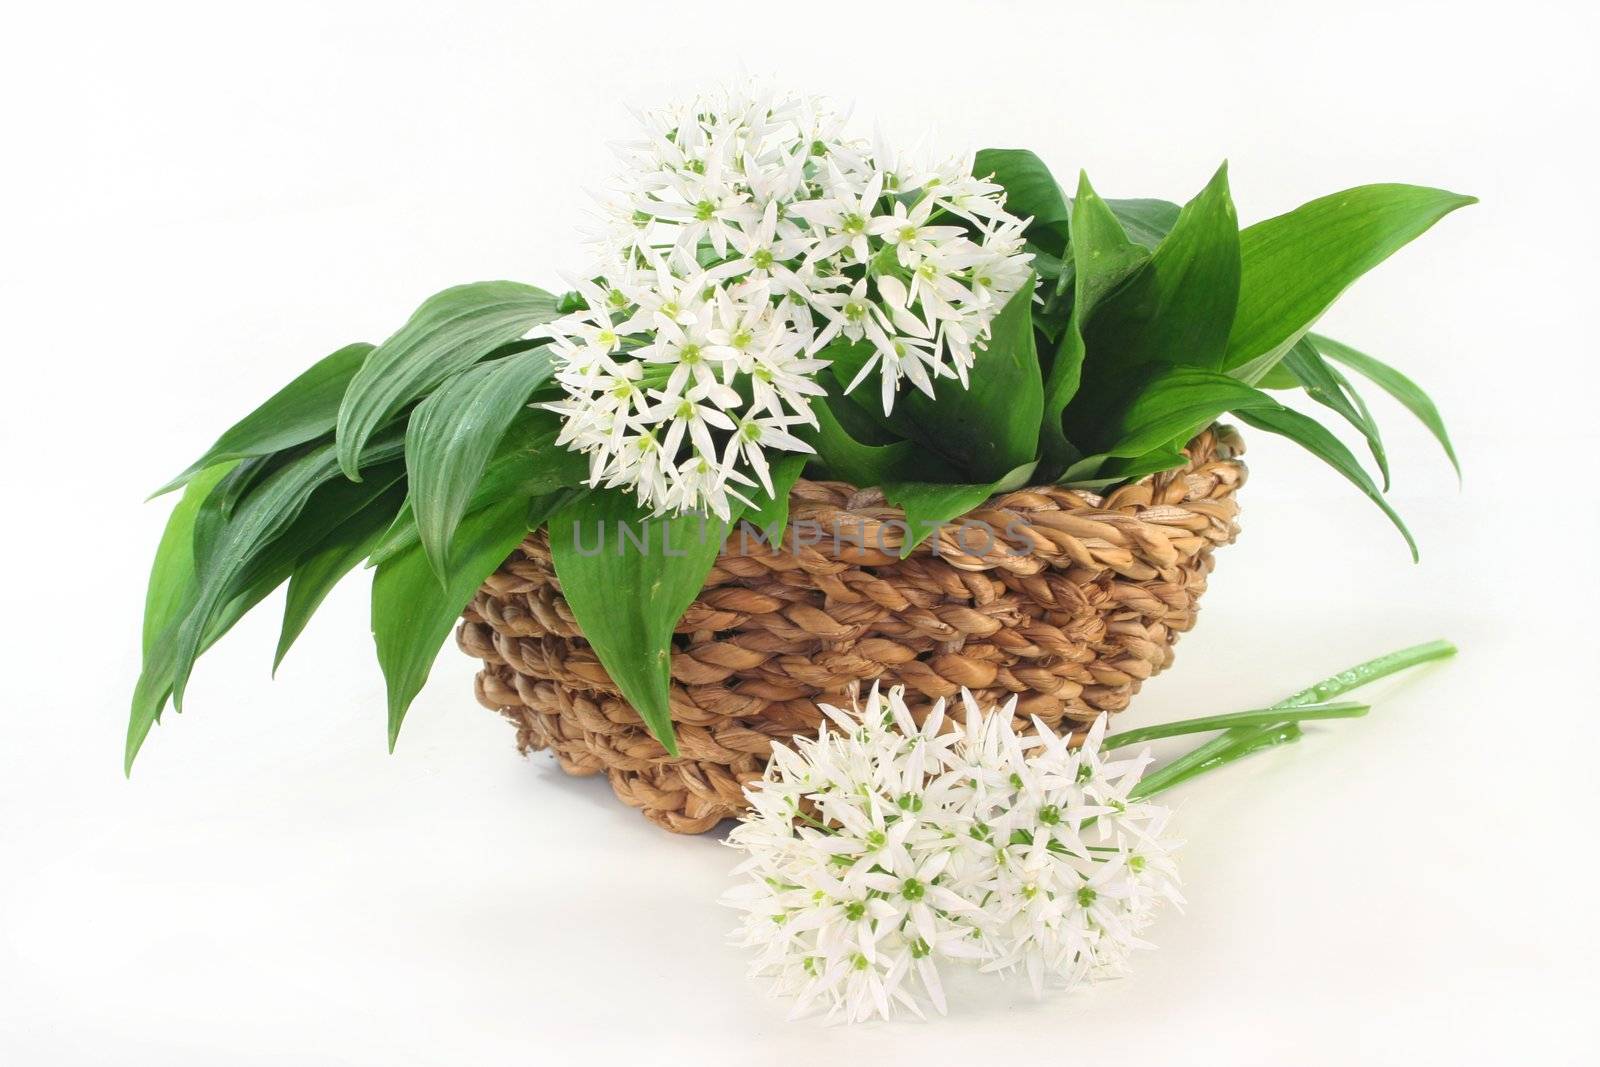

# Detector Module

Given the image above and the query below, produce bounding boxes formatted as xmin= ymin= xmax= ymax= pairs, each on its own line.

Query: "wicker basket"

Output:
xmin=458 ymin=426 xmax=1246 ymax=832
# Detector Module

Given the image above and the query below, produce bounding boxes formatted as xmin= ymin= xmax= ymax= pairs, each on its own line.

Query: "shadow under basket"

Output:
xmin=458 ymin=426 xmax=1246 ymax=833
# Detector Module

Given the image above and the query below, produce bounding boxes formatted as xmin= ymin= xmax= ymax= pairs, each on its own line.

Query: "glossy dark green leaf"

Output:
xmin=974 ymin=148 xmax=1069 ymax=252
xmin=1311 ymin=333 xmax=1460 ymax=478
xmin=405 ymin=346 xmax=556 ymax=581
xmin=153 ymin=343 xmax=372 ymax=497
xmin=1234 ymin=403 xmax=1417 ymax=560
xmin=336 ymin=281 xmax=560 ymax=480
xmin=274 ymin=482 xmax=409 ymax=672
xmin=1225 ymin=184 xmax=1476 ymax=382
xmin=547 ymin=488 xmax=740 ymax=754
xmin=1281 ymin=338 xmax=1390 ymax=489
xmin=1041 ymin=174 xmax=1150 ymax=475
xmin=881 ymin=461 xmax=1037 ymax=557
xmin=372 ymin=494 xmax=534 ymax=750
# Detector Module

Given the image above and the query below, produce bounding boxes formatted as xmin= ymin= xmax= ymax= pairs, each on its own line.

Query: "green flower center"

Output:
xmin=1076 ymin=886 xmax=1098 ymax=908
xmin=902 ymin=878 xmax=926 ymax=902
xmin=694 ymin=199 xmax=716 ymax=221
xmin=844 ymin=900 xmax=866 ymax=921
xmin=752 ymin=248 xmax=774 ymax=269
xmin=899 ymin=225 xmax=918 ymax=243
xmin=1038 ymin=804 xmax=1061 ymax=826
xmin=841 ymin=213 xmax=866 ymax=235
xmin=680 ymin=343 xmax=702 ymax=364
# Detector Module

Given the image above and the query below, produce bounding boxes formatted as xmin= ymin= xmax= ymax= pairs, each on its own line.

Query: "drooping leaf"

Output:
xmin=1281 ymin=338 xmax=1390 ymax=489
xmin=1311 ymin=333 xmax=1460 ymax=478
xmin=153 ymin=343 xmax=372 ymax=497
xmin=372 ymin=494 xmax=534 ymax=750
xmin=974 ymin=148 xmax=1070 ymax=252
xmin=368 ymin=407 xmax=588 ymax=568
xmin=274 ymin=482 xmax=409 ymax=672
xmin=882 ymin=460 xmax=1037 ymax=558
xmin=1224 ymin=184 xmax=1476 ymax=383
xmin=335 ymin=282 xmax=560 ymax=480
xmin=1233 ymin=403 xmax=1417 ymax=560
xmin=1041 ymin=174 xmax=1150 ymax=475
xmin=405 ymin=346 xmax=556 ymax=580
xmin=547 ymin=488 xmax=740 ymax=754
xmin=142 ymin=462 xmax=240 ymax=657
xmin=167 ymin=430 xmax=407 ymax=712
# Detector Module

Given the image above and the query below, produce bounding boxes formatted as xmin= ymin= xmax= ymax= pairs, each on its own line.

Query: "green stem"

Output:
xmin=1135 ymin=723 xmax=1303 ymax=797
xmin=1103 ymin=701 xmax=1368 ymax=750
xmin=1130 ymin=640 xmax=1456 ymax=799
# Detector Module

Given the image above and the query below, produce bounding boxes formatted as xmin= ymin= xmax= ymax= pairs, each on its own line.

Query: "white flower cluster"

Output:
xmin=536 ymin=85 xmax=1035 ymax=519
xmin=723 ymin=685 xmax=1182 ymax=1024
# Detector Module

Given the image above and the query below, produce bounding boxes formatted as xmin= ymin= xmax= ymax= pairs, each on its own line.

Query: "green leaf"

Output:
xmin=1082 ymin=163 xmax=1240 ymax=376
xmin=547 ymin=489 xmax=740 ymax=754
xmin=974 ymin=149 xmax=1070 ymax=252
xmin=1234 ymin=403 xmax=1417 ymax=561
xmin=1106 ymin=198 xmax=1181 ymax=250
xmin=882 ymin=460 xmax=1037 ymax=557
xmin=368 ymin=408 xmax=588 ymax=568
xmin=1065 ymin=365 xmax=1272 ymax=475
xmin=1311 ymin=333 xmax=1460 ymax=479
xmin=168 ymin=431 xmax=407 ymax=711
xmin=1281 ymin=338 xmax=1390 ymax=490
xmin=274 ymin=482 xmax=408 ymax=672
xmin=153 ymin=343 xmax=372 ymax=497
xmin=1224 ymin=184 xmax=1476 ymax=382
xmin=742 ymin=452 xmax=808 ymax=543
xmin=372 ymin=494 xmax=534 ymax=750
xmin=404 ymin=346 xmax=556 ymax=581
xmin=142 ymin=462 xmax=240 ymax=657
xmin=1063 ymin=445 xmax=1189 ymax=490
xmin=336 ymin=282 xmax=560 ymax=480
xmin=1041 ymin=175 xmax=1150 ymax=475
xmin=887 ymin=276 xmax=1043 ymax=481
xmin=809 ymin=393 xmax=917 ymax=486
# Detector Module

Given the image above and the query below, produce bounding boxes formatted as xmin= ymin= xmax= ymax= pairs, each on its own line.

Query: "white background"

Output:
xmin=3 ymin=1 xmax=1597 ymax=1063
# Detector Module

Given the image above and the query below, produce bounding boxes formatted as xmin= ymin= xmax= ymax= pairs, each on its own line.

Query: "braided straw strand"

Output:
xmin=458 ymin=427 xmax=1246 ymax=833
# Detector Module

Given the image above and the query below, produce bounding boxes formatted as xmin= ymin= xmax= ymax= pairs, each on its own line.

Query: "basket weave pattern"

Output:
xmin=458 ymin=427 xmax=1245 ymax=833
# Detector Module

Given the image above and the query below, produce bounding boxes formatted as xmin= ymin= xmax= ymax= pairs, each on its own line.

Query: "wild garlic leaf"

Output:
xmin=882 ymin=460 xmax=1037 ymax=558
xmin=547 ymin=487 xmax=742 ymax=754
xmin=405 ymin=346 xmax=557 ymax=582
xmin=1281 ymin=338 xmax=1390 ymax=490
xmin=1041 ymin=174 xmax=1150 ymax=476
xmin=372 ymin=494 xmax=534 ymax=750
xmin=1074 ymin=163 xmax=1242 ymax=420
xmin=973 ymin=148 xmax=1070 ymax=254
xmin=1224 ymin=184 xmax=1476 ymax=383
xmin=1310 ymin=333 xmax=1460 ymax=479
xmin=274 ymin=482 xmax=409 ymax=672
xmin=335 ymin=281 xmax=560 ymax=480
xmin=152 ymin=343 xmax=373 ymax=498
